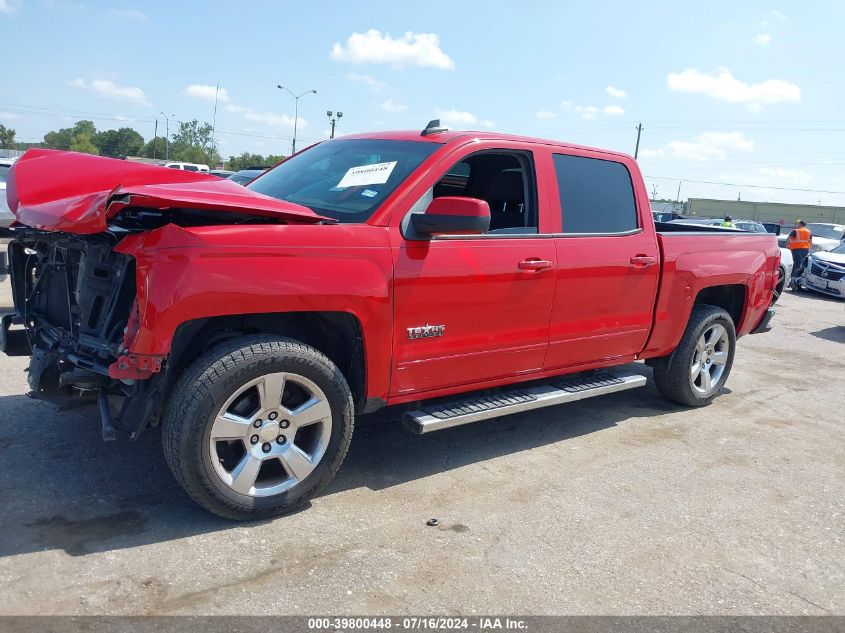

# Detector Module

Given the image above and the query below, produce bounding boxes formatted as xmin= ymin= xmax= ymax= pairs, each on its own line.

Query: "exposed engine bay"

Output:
xmin=4 ymin=207 xmax=294 ymax=440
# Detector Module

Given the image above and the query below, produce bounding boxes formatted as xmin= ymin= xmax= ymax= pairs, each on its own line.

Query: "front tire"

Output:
xmin=652 ymin=305 xmax=736 ymax=407
xmin=162 ymin=335 xmax=354 ymax=520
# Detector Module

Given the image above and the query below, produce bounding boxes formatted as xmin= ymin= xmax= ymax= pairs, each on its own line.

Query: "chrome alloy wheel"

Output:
xmin=690 ymin=323 xmax=730 ymax=396
xmin=208 ymin=372 xmax=332 ymax=497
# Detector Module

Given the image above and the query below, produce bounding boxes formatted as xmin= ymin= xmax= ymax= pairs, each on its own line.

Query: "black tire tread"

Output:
xmin=162 ymin=335 xmax=353 ymax=520
xmin=652 ymin=304 xmax=736 ymax=408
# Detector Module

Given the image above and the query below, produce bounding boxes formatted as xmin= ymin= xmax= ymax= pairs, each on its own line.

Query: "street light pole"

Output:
xmin=160 ymin=112 xmax=174 ymax=160
xmin=326 ymin=110 xmax=343 ymax=139
xmin=277 ymin=84 xmax=317 ymax=155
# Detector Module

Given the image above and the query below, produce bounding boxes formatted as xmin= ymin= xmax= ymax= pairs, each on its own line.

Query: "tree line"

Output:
xmin=0 ymin=120 xmax=286 ymax=171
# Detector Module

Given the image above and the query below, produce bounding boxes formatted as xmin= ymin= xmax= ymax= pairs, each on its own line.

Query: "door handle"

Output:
xmin=629 ymin=255 xmax=656 ymax=267
xmin=518 ymin=258 xmax=552 ymax=271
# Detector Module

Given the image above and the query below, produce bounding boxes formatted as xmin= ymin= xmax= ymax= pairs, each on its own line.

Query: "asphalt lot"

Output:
xmin=0 ymin=277 xmax=842 ymax=615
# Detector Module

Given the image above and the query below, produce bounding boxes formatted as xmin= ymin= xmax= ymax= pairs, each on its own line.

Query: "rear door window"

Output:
xmin=552 ymin=154 xmax=638 ymax=234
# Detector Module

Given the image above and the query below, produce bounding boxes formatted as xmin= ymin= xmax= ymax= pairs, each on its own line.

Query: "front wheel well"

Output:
xmin=166 ymin=312 xmax=366 ymax=410
xmin=693 ymin=284 xmax=746 ymax=328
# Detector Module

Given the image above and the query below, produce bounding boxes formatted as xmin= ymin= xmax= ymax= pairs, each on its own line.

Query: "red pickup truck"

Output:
xmin=2 ymin=121 xmax=779 ymax=519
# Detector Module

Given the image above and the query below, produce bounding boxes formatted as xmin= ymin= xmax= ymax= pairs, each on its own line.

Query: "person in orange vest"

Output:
xmin=786 ymin=220 xmax=813 ymax=289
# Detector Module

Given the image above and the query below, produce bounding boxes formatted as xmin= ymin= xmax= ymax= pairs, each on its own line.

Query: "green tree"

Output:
xmin=0 ymin=124 xmax=16 ymax=148
xmin=143 ymin=136 xmax=168 ymax=159
xmin=169 ymin=119 xmax=214 ymax=164
xmin=226 ymin=152 xmax=267 ymax=171
xmin=69 ymin=133 xmax=99 ymax=155
xmin=95 ymin=127 xmax=144 ymax=157
xmin=44 ymin=120 xmax=100 ymax=153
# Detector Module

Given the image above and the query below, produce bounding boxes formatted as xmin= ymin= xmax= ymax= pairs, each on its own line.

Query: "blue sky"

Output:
xmin=2 ymin=0 xmax=844 ymax=205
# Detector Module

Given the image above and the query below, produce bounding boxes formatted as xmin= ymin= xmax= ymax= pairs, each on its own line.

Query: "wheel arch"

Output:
xmin=167 ymin=311 xmax=368 ymax=411
xmin=693 ymin=283 xmax=746 ymax=328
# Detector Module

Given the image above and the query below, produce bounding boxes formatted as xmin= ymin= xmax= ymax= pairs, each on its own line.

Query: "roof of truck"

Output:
xmin=338 ymin=129 xmax=635 ymax=161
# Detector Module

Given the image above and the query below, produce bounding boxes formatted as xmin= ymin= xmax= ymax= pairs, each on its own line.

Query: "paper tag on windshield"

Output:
xmin=336 ymin=161 xmax=397 ymax=188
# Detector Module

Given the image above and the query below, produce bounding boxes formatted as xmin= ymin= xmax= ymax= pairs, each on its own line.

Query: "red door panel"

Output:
xmin=392 ymin=238 xmax=556 ymax=396
xmin=545 ymin=233 xmax=659 ymax=369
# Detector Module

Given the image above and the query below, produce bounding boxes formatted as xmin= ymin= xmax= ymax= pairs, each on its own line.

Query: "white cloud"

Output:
xmin=436 ymin=110 xmax=477 ymax=125
xmin=752 ymin=33 xmax=771 ymax=46
xmin=667 ymin=67 xmax=801 ymax=107
xmin=640 ymin=132 xmax=755 ymax=161
xmin=535 ymin=110 xmax=557 ymax=119
xmin=68 ymin=78 xmax=149 ymax=105
xmin=184 ymin=84 xmax=229 ymax=102
xmin=574 ymin=105 xmax=599 ymax=120
xmin=331 ymin=29 xmax=454 ymax=69
xmin=109 ymin=8 xmax=146 ymax=20
xmin=0 ymin=0 xmax=18 ymax=15
xmin=0 ymin=111 xmax=21 ymax=120
xmin=225 ymin=104 xmax=301 ymax=129
xmin=346 ymin=72 xmax=386 ymax=92
xmin=434 ymin=109 xmax=492 ymax=128
xmin=605 ymin=85 xmax=627 ymax=99
xmin=379 ymin=98 xmax=407 ymax=113
xmin=604 ymin=105 xmax=625 ymax=115
xmin=757 ymin=168 xmax=812 ymax=185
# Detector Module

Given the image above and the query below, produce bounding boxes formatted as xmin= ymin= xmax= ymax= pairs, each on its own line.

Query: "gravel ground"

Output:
xmin=0 ymin=277 xmax=842 ymax=615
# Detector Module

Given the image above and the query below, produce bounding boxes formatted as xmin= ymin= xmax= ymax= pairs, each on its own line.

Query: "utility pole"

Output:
xmin=326 ymin=110 xmax=343 ymax=139
xmin=277 ymin=84 xmax=317 ymax=155
xmin=650 ymin=184 xmax=658 ymax=199
xmin=152 ymin=118 xmax=158 ymax=159
xmin=676 ymin=180 xmax=682 ymax=203
xmin=634 ymin=122 xmax=644 ymax=160
xmin=211 ymin=82 xmax=220 ymax=163
xmin=160 ymin=112 xmax=174 ymax=160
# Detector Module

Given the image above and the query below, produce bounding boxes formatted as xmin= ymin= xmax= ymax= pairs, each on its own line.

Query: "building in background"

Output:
xmin=686 ymin=198 xmax=845 ymax=226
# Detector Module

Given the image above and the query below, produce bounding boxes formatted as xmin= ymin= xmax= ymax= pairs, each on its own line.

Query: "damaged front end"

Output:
xmin=3 ymin=229 xmax=160 ymax=440
xmin=2 ymin=148 xmax=328 ymax=440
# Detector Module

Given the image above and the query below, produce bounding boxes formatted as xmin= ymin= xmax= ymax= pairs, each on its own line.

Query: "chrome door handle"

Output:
xmin=518 ymin=258 xmax=552 ymax=271
xmin=629 ymin=255 xmax=656 ymax=267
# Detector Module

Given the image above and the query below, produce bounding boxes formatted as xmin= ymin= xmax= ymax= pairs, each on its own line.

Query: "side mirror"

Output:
xmin=410 ymin=196 xmax=490 ymax=236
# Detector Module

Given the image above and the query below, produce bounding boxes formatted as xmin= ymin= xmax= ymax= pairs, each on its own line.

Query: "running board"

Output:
xmin=403 ymin=370 xmax=647 ymax=434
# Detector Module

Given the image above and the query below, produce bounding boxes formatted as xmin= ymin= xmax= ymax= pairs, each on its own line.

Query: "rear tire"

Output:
xmin=652 ymin=305 xmax=736 ymax=407
xmin=772 ymin=265 xmax=786 ymax=304
xmin=162 ymin=335 xmax=354 ymax=520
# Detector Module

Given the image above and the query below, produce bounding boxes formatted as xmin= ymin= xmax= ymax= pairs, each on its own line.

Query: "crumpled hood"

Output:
xmin=6 ymin=148 xmax=329 ymax=234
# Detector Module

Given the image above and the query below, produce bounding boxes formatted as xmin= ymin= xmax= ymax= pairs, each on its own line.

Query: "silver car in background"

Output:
xmin=801 ymin=243 xmax=845 ymax=299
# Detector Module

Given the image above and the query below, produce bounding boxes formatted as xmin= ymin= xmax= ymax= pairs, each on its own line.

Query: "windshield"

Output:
xmin=248 ymin=139 xmax=441 ymax=223
xmin=0 ymin=164 xmax=9 ymax=184
xmin=807 ymin=224 xmax=845 ymax=240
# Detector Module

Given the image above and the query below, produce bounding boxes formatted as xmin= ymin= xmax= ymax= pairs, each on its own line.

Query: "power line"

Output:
xmin=645 ymin=175 xmax=845 ymax=195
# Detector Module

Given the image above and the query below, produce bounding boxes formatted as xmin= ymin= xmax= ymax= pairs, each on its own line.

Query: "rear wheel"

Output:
xmin=162 ymin=336 xmax=354 ymax=520
xmin=772 ymin=265 xmax=786 ymax=303
xmin=652 ymin=305 xmax=736 ymax=407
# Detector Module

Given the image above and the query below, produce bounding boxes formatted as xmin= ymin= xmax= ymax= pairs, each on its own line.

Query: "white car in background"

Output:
xmin=0 ymin=156 xmax=17 ymax=232
xmin=777 ymin=223 xmax=845 ymax=253
xmin=1 ymin=156 xmax=17 ymax=281
xmin=164 ymin=161 xmax=210 ymax=172
xmin=800 ymin=243 xmax=845 ymax=299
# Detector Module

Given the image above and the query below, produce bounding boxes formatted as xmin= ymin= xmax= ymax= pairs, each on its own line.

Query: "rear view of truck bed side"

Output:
xmin=642 ymin=228 xmax=779 ymax=360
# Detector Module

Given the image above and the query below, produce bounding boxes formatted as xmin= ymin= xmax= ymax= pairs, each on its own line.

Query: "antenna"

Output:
xmin=421 ymin=119 xmax=449 ymax=136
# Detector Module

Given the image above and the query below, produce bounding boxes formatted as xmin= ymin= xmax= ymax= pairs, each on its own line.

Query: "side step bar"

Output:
xmin=403 ymin=370 xmax=647 ymax=434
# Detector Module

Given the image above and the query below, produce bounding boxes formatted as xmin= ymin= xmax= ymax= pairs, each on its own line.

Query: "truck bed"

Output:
xmin=641 ymin=227 xmax=780 ymax=359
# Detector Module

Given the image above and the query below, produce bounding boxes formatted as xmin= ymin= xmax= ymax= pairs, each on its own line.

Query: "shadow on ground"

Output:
xmin=0 ymin=365 xmax=687 ymax=558
xmin=810 ymin=326 xmax=845 ymax=343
